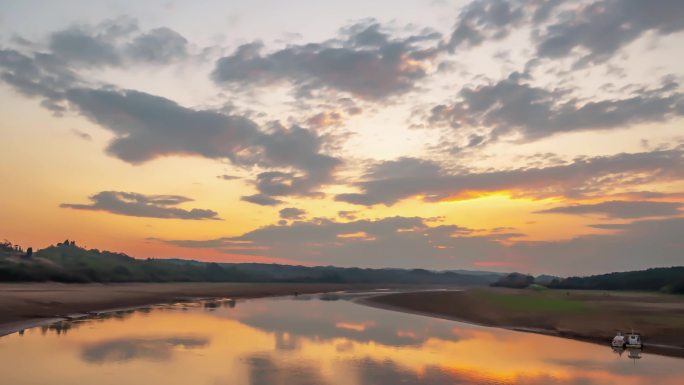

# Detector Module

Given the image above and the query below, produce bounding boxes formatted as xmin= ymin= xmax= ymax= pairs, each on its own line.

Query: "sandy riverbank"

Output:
xmin=361 ymin=288 xmax=684 ymax=358
xmin=0 ymin=282 xmax=391 ymax=335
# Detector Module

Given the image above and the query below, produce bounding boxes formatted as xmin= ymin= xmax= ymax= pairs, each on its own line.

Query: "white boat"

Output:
xmin=625 ymin=332 xmax=643 ymax=349
xmin=612 ymin=331 xmax=626 ymax=348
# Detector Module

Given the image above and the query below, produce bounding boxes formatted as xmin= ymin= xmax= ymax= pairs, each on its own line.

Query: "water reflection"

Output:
xmin=246 ymin=354 xmax=327 ymax=385
xmin=82 ymin=336 xmax=209 ymax=363
xmin=0 ymin=293 xmax=682 ymax=385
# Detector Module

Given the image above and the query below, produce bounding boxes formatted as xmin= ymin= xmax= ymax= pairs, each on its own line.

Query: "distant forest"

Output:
xmin=0 ymin=240 xmax=499 ymax=285
xmin=490 ymin=268 xmax=684 ymax=294
xmin=2 ymin=239 xmax=682 ymax=292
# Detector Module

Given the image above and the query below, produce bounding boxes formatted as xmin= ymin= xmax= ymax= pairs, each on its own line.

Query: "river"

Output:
xmin=0 ymin=292 xmax=682 ymax=385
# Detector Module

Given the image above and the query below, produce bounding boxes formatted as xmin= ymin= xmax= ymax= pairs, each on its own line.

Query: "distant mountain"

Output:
xmin=548 ymin=267 xmax=684 ymax=294
xmin=0 ymin=240 xmax=497 ymax=285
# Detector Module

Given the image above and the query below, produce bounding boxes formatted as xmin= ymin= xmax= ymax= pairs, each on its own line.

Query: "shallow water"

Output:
xmin=1 ymin=293 xmax=682 ymax=385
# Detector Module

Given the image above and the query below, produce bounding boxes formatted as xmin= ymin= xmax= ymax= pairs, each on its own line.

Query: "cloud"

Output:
xmin=428 ymin=73 xmax=683 ymax=142
xmin=335 ymin=148 xmax=684 ymax=206
xmin=251 ymin=123 xmax=342 ymax=197
xmin=159 ymin=216 xmax=508 ymax=269
xmin=49 ymin=27 xmax=121 ymax=67
xmin=81 ymin=336 xmax=208 ymax=363
xmin=60 ymin=191 xmax=221 ymax=220
xmin=65 ymin=87 xmax=261 ymax=164
xmin=535 ymin=200 xmax=683 ymax=219
xmin=0 ymin=26 xmax=342 ymax=200
xmin=48 ymin=18 xmax=188 ymax=67
xmin=64 ymin=88 xmax=341 ymax=198
xmin=125 ymin=27 xmax=188 ymax=64
xmin=0 ymin=19 xmax=189 ymax=110
xmin=338 ymin=211 xmax=358 ymax=220
xmin=446 ymin=0 xmax=684 ymax=67
xmin=0 ymin=48 xmax=78 ymax=112
xmin=535 ymin=0 xmax=684 ymax=66
xmin=279 ymin=207 xmax=306 ymax=220
xmin=160 ymin=213 xmax=684 ymax=275
xmin=306 ymin=111 xmax=343 ymax=128
xmin=448 ymin=0 xmax=525 ymax=50
xmin=70 ymin=128 xmax=92 ymax=140
xmin=241 ymin=194 xmax=284 ymax=206
xmin=447 ymin=0 xmax=561 ymax=51
xmin=212 ymin=21 xmax=441 ymax=101
xmin=513 ymin=217 xmax=684 ymax=275
xmin=217 ymin=174 xmax=240 ymax=181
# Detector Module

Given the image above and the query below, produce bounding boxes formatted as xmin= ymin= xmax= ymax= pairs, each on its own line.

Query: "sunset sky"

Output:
xmin=1 ymin=0 xmax=683 ymax=275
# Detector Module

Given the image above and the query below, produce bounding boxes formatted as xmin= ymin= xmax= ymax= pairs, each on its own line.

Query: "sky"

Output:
xmin=0 ymin=0 xmax=683 ymax=276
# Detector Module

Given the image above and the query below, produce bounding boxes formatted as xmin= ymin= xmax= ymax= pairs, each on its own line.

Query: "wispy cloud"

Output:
xmin=61 ymin=191 xmax=221 ymax=220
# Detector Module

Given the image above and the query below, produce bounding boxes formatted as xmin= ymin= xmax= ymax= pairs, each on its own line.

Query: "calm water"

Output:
xmin=1 ymin=292 xmax=683 ymax=385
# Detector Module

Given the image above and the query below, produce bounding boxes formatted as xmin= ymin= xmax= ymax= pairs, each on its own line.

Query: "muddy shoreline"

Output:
xmin=0 ymin=282 xmax=395 ymax=336
xmin=359 ymin=289 xmax=684 ymax=359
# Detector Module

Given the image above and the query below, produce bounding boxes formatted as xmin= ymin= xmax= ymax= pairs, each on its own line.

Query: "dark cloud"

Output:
xmin=217 ymin=174 xmax=240 ymax=181
xmin=61 ymin=191 xmax=221 ymax=220
xmin=64 ymin=88 xmax=341 ymax=198
xmin=0 ymin=19 xmax=189 ymax=109
xmin=241 ymin=194 xmax=284 ymax=206
xmin=48 ymin=19 xmax=187 ymax=67
xmin=428 ymin=73 xmax=683 ymax=142
xmin=65 ymin=87 xmax=260 ymax=164
xmin=125 ymin=27 xmax=188 ymax=64
xmin=0 ymin=20 xmax=189 ymax=111
xmin=447 ymin=0 xmax=561 ymax=51
xmin=279 ymin=207 xmax=306 ymax=220
xmin=0 ymin=48 xmax=77 ymax=112
xmin=82 ymin=336 xmax=208 ymax=363
xmin=447 ymin=0 xmax=684 ymax=67
xmin=448 ymin=0 xmax=524 ymax=50
xmin=212 ymin=21 xmax=441 ymax=101
xmin=535 ymin=0 xmax=684 ymax=66
xmin=536 ymin=200 xmax=683 ymax=219
xmin=251 ymin=123 xmax=342 ymax=197
xmin=335 ymin=149 xmax=684 ymax=206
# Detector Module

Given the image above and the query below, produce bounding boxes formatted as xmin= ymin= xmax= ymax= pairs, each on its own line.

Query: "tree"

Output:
xmin=491 ymin=272 xmax=535 ymax=288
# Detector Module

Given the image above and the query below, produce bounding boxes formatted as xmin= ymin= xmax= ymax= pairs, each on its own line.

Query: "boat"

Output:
xmin=612 ymin=331 xmax=626 ymax=348
xmin=625 ymin=332 xmax=643 ymax=349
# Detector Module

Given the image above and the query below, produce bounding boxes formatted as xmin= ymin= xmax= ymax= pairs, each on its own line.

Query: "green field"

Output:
xmin=476 ymin=291 xmax=589 ymax=313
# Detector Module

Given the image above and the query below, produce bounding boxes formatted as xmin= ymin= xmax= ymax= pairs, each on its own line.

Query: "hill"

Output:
xmin=0 ymin=239 xmax=496 ymax=285
xmin=548 ymin=267 xmax=684 ymax=294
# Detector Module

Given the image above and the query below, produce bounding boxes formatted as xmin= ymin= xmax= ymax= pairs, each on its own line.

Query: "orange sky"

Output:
xmin=0 ymin=0 xmax=683 ymax=274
